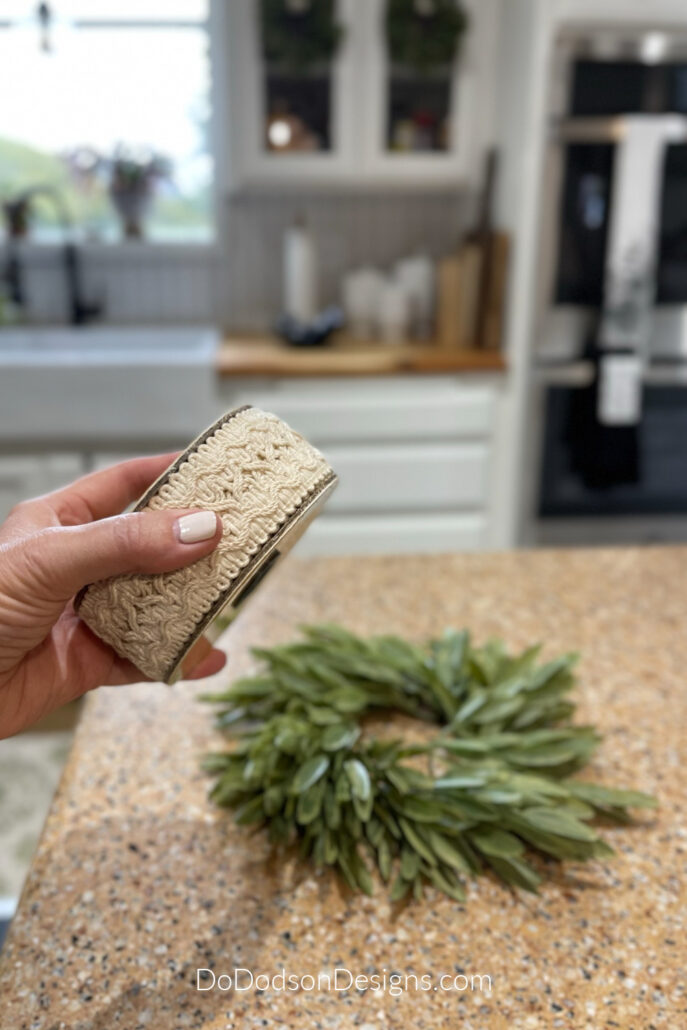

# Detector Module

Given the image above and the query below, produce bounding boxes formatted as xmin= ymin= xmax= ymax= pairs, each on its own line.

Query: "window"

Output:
xmin=0 ymin=1 xmax=213 ymax=243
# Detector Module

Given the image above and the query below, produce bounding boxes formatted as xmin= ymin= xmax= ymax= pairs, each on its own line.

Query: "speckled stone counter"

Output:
xmin=1 ymin=548 xmax=686 ymax=1030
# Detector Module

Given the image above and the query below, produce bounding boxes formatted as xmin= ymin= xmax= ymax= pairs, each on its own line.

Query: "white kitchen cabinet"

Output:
xmin=213 ymin=373 xmax=504 ymax=555
xmin=228 ymin=377 xmax=494 ymax=442
xmin=223 ymin=0 xmax=497 ymax=191
xmin=0 ymin=454 xmax=85 ymax=522
xmin=299 ymin=511 xmax=487 ymax=555
xmin=324 ymin=442 xmax=489 ymax=512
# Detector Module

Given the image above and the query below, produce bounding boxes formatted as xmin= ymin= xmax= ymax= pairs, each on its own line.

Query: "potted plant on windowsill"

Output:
xmin=107 ymin=148 xmax=171 ymax=240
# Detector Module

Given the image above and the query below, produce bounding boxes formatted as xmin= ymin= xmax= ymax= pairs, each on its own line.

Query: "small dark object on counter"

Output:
xmin=275 ymin=306 xmax=344 ymax=347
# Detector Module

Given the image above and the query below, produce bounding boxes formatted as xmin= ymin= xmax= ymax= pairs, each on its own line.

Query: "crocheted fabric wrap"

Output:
xmin=77 ymin=407 xmax=334 ymax=682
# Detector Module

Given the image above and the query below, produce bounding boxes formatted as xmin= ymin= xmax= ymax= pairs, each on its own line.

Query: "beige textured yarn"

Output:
xmin=77 ymin=407 xmax=335 ymax=682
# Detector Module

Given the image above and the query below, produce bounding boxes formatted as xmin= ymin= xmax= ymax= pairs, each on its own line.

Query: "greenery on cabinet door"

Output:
xmin=386 ymin=0 xmax=468 ymax=72
xmin=261 ymin=0 xmax=344 ymax=71
xmin=202 ymin=624 xmax=656 ymax=905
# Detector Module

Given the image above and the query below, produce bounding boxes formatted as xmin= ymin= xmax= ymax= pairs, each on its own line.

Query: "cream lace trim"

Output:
xmin=77 ymin=407 xmax=333 ymax=681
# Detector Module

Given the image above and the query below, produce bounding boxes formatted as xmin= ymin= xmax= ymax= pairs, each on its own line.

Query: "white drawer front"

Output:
xmin=323 ymin=443 xmax=489 ymax=513
xmin=220 ymin=378 xmax=496 ymax=444
xmin=296 ymin=513 xmax=487 ymax=556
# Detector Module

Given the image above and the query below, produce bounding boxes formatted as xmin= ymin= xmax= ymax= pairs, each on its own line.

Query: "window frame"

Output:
xmin=0 ymin=0 xmax=224 ymax=253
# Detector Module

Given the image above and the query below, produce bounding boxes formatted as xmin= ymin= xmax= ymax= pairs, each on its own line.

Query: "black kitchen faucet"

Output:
xmin=2 ymin=185 xmax=103 ymax=326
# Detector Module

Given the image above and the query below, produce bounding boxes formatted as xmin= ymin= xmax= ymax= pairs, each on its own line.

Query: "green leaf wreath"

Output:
xmin=386 ymin=0 xmax=468 ymax=74
xmin=261 ymin=0 xmax=343 ymax=72
xmin=202 ymin=625 xmax=656 ymax=903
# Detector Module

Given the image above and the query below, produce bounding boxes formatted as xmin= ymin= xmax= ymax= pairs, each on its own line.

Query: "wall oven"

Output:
xmin=532 ymin=26 xmax=687 ymax=545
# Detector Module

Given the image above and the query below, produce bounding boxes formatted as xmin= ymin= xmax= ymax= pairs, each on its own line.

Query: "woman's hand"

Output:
xmin=0 ymin=454 xmax=226 ymax=739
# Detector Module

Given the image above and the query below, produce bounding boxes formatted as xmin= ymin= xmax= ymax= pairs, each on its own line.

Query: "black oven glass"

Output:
xmin=571 ymin=60 xmax=687 ymax=116
xmin=540 ymin=385 xmax=687 ymax=516
xmin=555 ymin=142 xmax=687 ymax=305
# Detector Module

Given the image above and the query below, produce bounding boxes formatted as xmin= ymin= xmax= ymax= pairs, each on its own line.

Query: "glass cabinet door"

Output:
xmin=260 ymin=0 xmax=342 ymax=155
xmin=226 ymin=0 xmax=358 ymax=189
xmin=360 ymin=0 xmax=492 ymax=187
xmin=386 ymin=67 xmax=454 ymax=154
xmin=224 ymin=0 xmax=493 ymax=190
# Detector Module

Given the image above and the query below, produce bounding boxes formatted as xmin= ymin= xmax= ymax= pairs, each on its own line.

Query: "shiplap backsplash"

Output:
xmin=8 ymin=191 xmax=469 ymax=330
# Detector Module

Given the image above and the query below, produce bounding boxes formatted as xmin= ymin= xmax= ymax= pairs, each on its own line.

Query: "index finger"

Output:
xmin=45 ymin=452 xmax=181 ymax=525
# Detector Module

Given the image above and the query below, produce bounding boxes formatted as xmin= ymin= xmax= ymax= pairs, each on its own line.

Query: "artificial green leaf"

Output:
xmin=323 ymin=784 xmax=341 ymax=830
xmin=426 ymin=831 xmax=472 ymax=874
xmin=485 ymin=855 xmax=542 ymax=892
xmin=322 ymin=723 xmax=360 ymax=751
xmin=398 ymin=818 xmax=436 ymax=866
xmin=377 ymin=837 xmax=392 ymax=881
xmin=297 ymin=781 xmax=325 ymax=825
xmin=566 ymin=782 xmax=658 ymax=810
xmin=291 ymin=755 xmax=330 ymax=795
xmin=353 ymin=793 xmax=374 ymax=823
xmin=390 ymin=874 xmax=411 ymax=902
xmin=427 ymin=864 xmax=466 ymax=902
xmin=521 ymin=807 xmax=597 ymax=842
xmin=234 ymin=797 xmax=265 ymax=825
xmin=401 ymin=846 xmax=421 ymax=880
xmin=469 ymin=827 xmax=524 ymax=858
xmin=345 ymin=759 xmax=371 ymax=801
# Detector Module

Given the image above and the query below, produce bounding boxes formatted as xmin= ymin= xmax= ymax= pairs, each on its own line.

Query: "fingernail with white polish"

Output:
xmin=176 ymin=511 xmax=217 ymax=544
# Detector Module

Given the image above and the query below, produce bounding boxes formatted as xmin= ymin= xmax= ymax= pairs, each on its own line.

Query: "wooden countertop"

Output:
xmin=1 ymin=547 xmax=683 ymax=1029
xmin=216 ymin=334 xmax=506 ymax=377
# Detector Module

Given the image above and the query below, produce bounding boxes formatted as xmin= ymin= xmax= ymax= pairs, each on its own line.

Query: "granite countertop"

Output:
xmin=1 ymin=547 xmax=685 ymax=1029
xmin=217 ymin=335 xmax=506 ymax=377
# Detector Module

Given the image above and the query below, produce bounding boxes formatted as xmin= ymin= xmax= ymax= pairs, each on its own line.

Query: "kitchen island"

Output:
xmin=1 ymin=547 xmax=685 ymax=1030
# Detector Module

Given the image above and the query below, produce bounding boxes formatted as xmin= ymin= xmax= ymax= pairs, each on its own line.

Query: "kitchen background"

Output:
xmin=2 ymin=0 xmax=687 ymax=939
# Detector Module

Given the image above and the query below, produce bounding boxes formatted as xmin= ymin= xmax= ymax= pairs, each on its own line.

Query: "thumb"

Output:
xmin=20 ymin=509 xmax=221 ymax=602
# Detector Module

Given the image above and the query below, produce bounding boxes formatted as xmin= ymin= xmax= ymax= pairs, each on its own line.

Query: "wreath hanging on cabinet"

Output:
xmin=260 ymin=0 xmax=344 ymax=71
xmin=386 ymin=0 xmax=469 ymax=73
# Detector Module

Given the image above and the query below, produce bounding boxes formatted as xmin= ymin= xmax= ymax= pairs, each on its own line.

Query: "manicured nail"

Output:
xmin=176 ymin=511 xmax=217 ymax=544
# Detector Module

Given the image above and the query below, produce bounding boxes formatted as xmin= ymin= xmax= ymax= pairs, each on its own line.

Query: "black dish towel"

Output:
xmin=565 ymin=341 xmax=640 ymax=490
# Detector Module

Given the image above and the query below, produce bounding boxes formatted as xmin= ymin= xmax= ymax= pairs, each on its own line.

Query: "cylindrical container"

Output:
xmin=395 ymin=254 xmax=436 ymax=338
xmin=284 ymin=217 xmax=318 ymax=323
xmin=342 ymin=267 xmax=385 ymax=338
xmin=379 ymin=279 xmax=411 ymax=343
xmin=76 ymin=407 xmax=337 ymax=684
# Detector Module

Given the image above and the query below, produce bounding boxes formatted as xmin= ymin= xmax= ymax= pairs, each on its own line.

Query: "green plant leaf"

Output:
xmin=485 ymin=855 xmax=542 ymax=892
xmin=297 ymin=781 xmax=326 ymax=825
xmin=345 ymin=759 xmax=371 ymax=801
xmin=321 ymin=723 xmax=360 ymax=752
xmin=401 ymin=845 xmax=421 ymax=880
xmin=291 ymin=755 xmax=329 ymax=795
xmin=469 ymin=827 xmax=524 ymax=858
xmin=427 ymin=830 xmax=472 ymax=874
xmin=520 ymin=807 xmax=597 ymax=842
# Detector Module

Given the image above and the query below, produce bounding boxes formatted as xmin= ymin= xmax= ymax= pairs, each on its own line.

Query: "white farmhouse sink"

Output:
xmin=0 ymin=326 xmax=216 ymax=364
xmin=0 ymin=326 xmax=219 ymax=443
